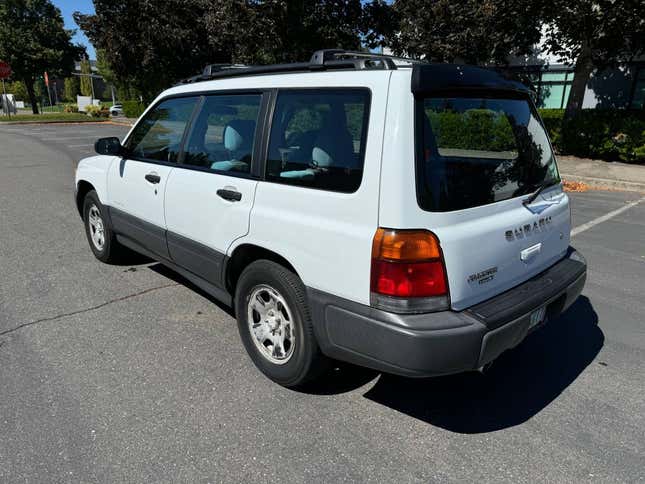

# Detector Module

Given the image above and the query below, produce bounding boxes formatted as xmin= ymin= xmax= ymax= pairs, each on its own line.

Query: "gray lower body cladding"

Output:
xmin=308 ymin=248 xmax=587 ymax=377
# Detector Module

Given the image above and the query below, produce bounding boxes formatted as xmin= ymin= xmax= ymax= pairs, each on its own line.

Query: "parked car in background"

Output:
xmin=109 ymin=103 xmax=123 ymax=116
xmin=75 ymin=50 xmax=586 ymax=388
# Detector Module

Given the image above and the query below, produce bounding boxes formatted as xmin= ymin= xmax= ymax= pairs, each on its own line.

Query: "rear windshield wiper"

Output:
xmin=523 ymin=179 xmax=558 ymax=206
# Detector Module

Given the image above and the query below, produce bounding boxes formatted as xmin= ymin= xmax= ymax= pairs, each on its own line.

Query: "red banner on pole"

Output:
xmin=0 ymin=61 xmax=11 ymax=79
xmin=44 ymin=71 xmax=49 ymax=87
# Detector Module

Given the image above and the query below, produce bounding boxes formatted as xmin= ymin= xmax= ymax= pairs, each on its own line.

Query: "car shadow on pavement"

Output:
xmin=358 ymin=296 xmax=603 ymax=433
xmin=147 ymin=263 xmax=235 ymax=317
xmin=143 ymin=260 xmax=603 ymax=433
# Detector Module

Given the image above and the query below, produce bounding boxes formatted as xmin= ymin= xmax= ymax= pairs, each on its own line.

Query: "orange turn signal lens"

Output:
xmin=372 ymin=228 xmax=442 ymax=262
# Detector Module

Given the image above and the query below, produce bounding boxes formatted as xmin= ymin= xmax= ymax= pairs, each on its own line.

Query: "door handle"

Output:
xmin=145 ymin=173 xmax=161 ymax=184
xmin=216 ymin=188 xmax=242 ymax=202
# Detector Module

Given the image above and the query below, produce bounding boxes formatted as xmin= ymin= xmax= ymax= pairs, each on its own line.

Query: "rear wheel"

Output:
xmin=83 ymin=190 xmax=125 ymax=263
xmin=235 ymin=260 xmax=329 ymax=387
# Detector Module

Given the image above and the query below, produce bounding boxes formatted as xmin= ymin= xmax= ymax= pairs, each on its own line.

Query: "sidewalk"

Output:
xmin=558 ymin=156 xmax=645 ymax=193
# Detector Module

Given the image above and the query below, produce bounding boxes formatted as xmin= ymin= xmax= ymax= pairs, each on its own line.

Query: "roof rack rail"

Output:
xmin=176 ymin=49 xmax=422 ymax=85
xmin=310 ymin=49 xmax=425 ymax=68
xmin=202 ymin=63 xmax=249 ymax=76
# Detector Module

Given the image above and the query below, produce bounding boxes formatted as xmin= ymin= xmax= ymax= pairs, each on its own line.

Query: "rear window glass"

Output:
xmin=266 ymin=89 xmax=370 ymax=193
xmin=418 ymin=97 xmax=559 ymax=211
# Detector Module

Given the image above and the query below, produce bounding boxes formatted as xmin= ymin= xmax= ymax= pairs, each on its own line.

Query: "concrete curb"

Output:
xmin=0 ymin=120 xmax=110 ymax=126
xmin=561 ymin=173 xmax=645 ymax=193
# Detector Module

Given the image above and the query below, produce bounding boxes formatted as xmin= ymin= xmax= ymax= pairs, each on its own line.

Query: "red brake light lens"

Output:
xmin=371 ymin=260 xmax=447 ymax=297
xmin=370 ymin=229 xmax=448 ymax=299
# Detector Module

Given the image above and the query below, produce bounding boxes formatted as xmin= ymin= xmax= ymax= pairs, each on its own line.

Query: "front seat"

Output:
xmin=210 ymin=119 xmax=256 ymax=172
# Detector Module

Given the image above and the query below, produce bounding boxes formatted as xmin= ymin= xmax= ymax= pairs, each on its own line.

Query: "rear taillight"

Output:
xmin=370 ymin=228 xmax=449 ymax=313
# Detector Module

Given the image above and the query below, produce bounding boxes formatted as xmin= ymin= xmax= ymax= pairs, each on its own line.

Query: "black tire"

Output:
xmin=82 ymin=190 xmax=124 ymax=263
xmin=235 ymin=260 xmax=330 ymax=388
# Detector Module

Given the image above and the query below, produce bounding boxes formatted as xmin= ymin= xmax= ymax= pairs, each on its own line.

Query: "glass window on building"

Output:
xmin=537 ymin=71 xmax=574 ymax=109
xmin=629 ymin=67 xmax=645 ymax=109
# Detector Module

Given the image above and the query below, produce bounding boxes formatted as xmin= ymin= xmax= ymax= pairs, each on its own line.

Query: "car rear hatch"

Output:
xmin=411 ymin=64 xmax=571 ymax=311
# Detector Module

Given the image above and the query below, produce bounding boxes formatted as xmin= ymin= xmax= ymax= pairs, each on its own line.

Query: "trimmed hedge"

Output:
xmin=427 ymin=109 xmax=516 ymax=152
xmin=0 ymin=113 xmax=107 ymax=123
xmin=85 ymin=105 xmax=110 ymax=118
xmin=122 ymin=100 xmax=146 ymax=118
xmin=538 ymin=109 xmax=645 ymax=163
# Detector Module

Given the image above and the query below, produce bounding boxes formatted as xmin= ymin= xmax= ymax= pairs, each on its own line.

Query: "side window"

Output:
xmin=125 ymin=97 xmax=197 ymax=163
xmin=266 ymin=90 xmax=370 ymax=193
xmin=183 ymin=94 xmax=262 ymax=173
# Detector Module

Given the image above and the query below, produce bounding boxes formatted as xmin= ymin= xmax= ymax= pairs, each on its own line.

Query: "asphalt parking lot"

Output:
xmin=0 ymin=123 xmax=644 ymax=483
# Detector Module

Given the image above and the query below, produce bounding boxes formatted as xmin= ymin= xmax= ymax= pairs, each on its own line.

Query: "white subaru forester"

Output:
xmin=75 ymin=50 xmax=586 ymax=387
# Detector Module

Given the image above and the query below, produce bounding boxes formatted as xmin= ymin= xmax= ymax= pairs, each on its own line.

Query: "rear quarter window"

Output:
xmin=265 ymin=89 xmax=370 ymax=193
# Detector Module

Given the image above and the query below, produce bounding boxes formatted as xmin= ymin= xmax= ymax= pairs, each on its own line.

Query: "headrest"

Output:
xmin=311 ymin=114 xmax=355 ymax=169
xmin=224 ymin=119 xmax=256 ymax=152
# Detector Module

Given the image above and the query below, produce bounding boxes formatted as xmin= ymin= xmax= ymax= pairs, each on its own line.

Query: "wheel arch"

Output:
xmin=75 ymin=180 xmax=96 ymax=217
xmin=225 ymin=243 xmax=300 ymax=295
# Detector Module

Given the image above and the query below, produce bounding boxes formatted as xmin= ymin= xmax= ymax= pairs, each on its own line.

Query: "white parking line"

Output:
xmin=572 ymin=197 xmax=644 ymax=237
xmin=67 ymin=144 xmax=93 ymax=148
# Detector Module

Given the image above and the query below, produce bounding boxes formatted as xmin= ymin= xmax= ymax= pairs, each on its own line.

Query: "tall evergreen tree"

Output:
xmin=63 ymin=77 xmax=79 ymax=102
xmin=79 ymin=58 xmax=93 ymax=97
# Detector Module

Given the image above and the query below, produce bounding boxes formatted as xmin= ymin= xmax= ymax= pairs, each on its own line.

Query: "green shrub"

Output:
xmin=63 ymin=103 xmax=79 ymax=113
xmin=85 ymin=105 xmax=110 ymax=118
xmin=538 ymin=109 xmax=645 ymax=163
xmin=122 ymin=100 xmax=146 ymax=118
xmin=538 ymin=109 xmax=564 ymax=145
xmin=426 ymin=109 xmax=516 ymax=153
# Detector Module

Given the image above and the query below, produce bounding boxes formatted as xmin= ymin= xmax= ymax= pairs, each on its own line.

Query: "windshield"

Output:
xmin=417 ymin=96 xmax=559 ymax=212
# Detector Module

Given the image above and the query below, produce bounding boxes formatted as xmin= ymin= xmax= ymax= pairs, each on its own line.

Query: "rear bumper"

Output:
xmin=309 ymin=248 xmax=586 ymax=377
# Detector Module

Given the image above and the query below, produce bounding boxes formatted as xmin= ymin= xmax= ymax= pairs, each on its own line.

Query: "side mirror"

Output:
xmin=95 ymin=137 xmax=123 ymax=156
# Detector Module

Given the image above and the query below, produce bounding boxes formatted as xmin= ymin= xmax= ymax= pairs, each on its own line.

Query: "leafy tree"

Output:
xmin=96 ymin=48 xmax=138 ymax=101
xmin=368 ymin=0 xmax=545 ymax=65
xmin=76 ymin=0 xmax=366 ymax=99
xmin=74 ymin=1 xmax=213 ymax=101
xmin=0 ymin=0 xmax=84 ymax=114
xmin=63 ymin=76 xmax=79 ymax=101
xmin=79 ymin=58 xmax=93 ymax=97
xmin=258 ymin=0 xmax=364 ymax=63
xmin=360 ymin=0 xmax=396 ymax=51
xmin=5 ymin=80 xmax=29 ymax=101
xmin=543 ymin=0 xmax=645 ymax=117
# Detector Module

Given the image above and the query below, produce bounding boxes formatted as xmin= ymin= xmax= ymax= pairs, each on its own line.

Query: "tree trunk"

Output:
xmin=564 ymin=47 xmax=594 ymax=120
xmin=24 ymin=78 xmax=39 ymax=115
